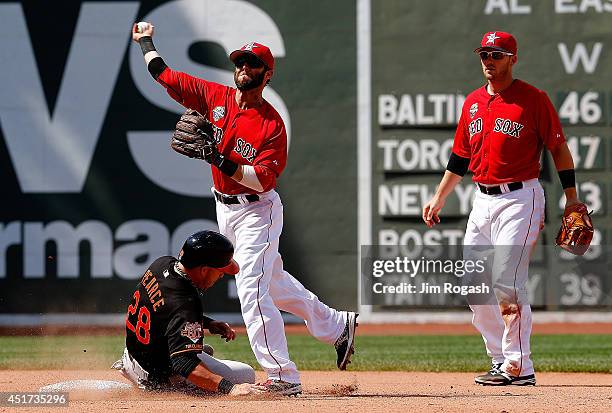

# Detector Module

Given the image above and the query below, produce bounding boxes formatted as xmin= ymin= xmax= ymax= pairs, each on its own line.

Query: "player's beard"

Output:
xmin=498 ymin=61 xmax=512 ymax=80
xmin=234 ymin=70 xmax=266 ymax=91
xmin=483 ymin=60 xmax=511 ymax=82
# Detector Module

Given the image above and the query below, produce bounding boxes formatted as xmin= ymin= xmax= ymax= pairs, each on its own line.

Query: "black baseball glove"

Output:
xmin=171 ymin=109 xmax=215 ymax=159
xmin=171 ymin=109 xmax=239 ymax=177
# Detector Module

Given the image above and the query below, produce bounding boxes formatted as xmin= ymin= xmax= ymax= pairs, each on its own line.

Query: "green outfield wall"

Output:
xmin=0 ymin=0 xmax=610 ymax=319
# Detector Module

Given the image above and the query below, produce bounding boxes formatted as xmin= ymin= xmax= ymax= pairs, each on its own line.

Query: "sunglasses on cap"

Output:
xmin=478 ymin=50 xmax=514 ymax=61
xmin=234 ymin=54 xmax=266 ymax=69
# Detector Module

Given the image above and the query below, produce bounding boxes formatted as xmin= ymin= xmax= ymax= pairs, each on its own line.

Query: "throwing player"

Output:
xmin=112 ymin=230 xmax=263 ymax=395
xmin=132 ymin=22 xmax=357 ymax=396
xmin=423 ymin=31 xmax=583 ymax=385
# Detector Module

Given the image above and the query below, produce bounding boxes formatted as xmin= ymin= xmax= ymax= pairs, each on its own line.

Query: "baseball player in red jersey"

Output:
xmin=132 ymin=22 xmax=357 ymax=396
xmin=423 ymin=31 xmax=582 ymax=386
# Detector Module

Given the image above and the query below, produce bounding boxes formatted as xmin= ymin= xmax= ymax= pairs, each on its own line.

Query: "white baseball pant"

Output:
xmin=215 ymin=189 xmax=347 ymax=384
xmin=464 ymin=178 xmax=545 ymax=377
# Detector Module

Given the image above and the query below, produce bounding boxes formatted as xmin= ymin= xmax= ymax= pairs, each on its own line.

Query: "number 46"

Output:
xmin=558 ymin=91 xmax=603 ymax=125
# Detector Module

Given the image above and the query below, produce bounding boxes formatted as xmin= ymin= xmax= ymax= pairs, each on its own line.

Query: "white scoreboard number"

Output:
xmin=566 ymin=136 xmax=603 ymax=170
xmin=558 ymin=181 xmax=604 ymax=215
xmin=559 ymin=273 xmax=603 ymax=306
xmin=558 ymin=91 xmax=605 ymax=125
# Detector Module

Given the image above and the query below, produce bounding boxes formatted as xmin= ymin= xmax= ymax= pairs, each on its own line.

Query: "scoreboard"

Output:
xmin=363 ymin=0 xmax=612 ymax=311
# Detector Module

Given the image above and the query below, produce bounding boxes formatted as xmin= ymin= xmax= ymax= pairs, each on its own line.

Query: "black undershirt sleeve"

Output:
xmin=138 ymin=36 xmax=167 ymax=79
xmin=147 ymin=57 xmax=167 ymax=79
xmin=171 ymin=353 xmax=201 ymax=378
xmin=202 ymin=315 xmax=215 ymax=329
xmin=446 ymin=152 xmax=470 ymax=176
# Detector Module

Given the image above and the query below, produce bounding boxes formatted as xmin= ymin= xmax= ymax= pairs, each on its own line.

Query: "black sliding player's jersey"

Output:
xmin=125 ymin=256 xmax=204 ymax=382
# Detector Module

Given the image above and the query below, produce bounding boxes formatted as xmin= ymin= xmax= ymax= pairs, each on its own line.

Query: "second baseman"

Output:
xmin=132 ymin=22 xmax=357 ymax=396
xmin=423 ymin=31 xmax=581 ymax=386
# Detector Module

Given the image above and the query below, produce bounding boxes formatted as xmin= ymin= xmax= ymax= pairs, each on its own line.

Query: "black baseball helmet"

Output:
xmin=178 ymin=231 xmax=239 ymax=274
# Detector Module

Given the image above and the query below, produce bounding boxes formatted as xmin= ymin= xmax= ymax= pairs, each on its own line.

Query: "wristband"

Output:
xmin=138 ymin=36 xmax=156 ymax=54
xmin=138 ymin=37 xmax=167 ymax=79
xmin=558 ymin=169 xmax=576 ymax=190
xmin=218 ymin=378 xmax=235 ymax=394
xmin=214 ymin=154 xmax=239 ymax=177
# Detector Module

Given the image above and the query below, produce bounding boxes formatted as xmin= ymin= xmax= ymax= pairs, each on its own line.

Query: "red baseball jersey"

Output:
xmin=452 ymin=79 xmax=565 ymax=185
xmin=157 ymin=67 xmax=287 ymax=195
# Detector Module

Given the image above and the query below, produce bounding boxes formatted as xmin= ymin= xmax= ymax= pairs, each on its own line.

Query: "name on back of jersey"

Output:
xmin=142 ymin=270 xmax=165 ymax=312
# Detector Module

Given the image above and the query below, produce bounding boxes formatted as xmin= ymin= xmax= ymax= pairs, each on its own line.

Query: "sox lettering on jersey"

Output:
xmin=493 ymin=118 xmax=524 ymax=138
xmin=209 ymin=118 xmax=259 ymax=163
xmin=235 ymin=138 xmax=257 ymax=163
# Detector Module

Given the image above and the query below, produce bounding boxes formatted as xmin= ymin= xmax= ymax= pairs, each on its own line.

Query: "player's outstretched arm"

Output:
xmin=131 ymin=22 xmax=210 ymax=114
xmin=131 ymin=22 xmax=167 ymax=79
xmin=186 ymin=363 xmax=264 ymax=396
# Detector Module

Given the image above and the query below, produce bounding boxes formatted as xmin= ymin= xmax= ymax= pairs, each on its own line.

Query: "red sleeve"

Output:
xmin=537 ymin=91 xmax=566 ymax=150
xmin=253 ymin=120 xmax=287 ymax=192
xmin=452 ymin=106 xmax=471 ymax=158
xmin=156 ymin=67 xmax=210 ymax=115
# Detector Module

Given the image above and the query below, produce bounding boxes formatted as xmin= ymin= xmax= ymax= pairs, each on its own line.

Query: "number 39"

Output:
xmin=126 ymin=291 xmax=151 ymax=345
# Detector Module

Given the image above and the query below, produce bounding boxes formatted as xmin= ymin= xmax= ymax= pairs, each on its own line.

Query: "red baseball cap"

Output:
xmin=229 ymin=42 xmax=274 ymax=70
xmin=474 ymin=31 xmax=517 ymax=55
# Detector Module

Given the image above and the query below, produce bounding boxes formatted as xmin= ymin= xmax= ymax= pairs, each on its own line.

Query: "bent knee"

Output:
xmin=216 ymin=359 xmax=255 ymax=384
xmin=229 ymin=361 xmax=256 ymax=384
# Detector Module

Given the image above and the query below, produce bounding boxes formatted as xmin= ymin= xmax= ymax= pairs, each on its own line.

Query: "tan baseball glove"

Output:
xmin=555 ymin=202 xmax=594 ymax=256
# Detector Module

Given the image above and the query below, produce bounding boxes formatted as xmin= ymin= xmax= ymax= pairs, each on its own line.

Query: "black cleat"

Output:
xmin=475 ymin=370 xmax=536 ymax=386
xmin=335 ymin=312 xmax=358 ymax=370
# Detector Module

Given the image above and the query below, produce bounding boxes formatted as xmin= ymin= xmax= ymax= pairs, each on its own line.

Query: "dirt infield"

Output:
xmin=1 ymin=370 xmax=611 ymax=412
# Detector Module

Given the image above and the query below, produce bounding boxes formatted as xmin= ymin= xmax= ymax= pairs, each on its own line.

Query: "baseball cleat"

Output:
xmin=475 ymin=371 xmax=536 ymax=386
xmin=257 ymin=379 xmax=302 ymax=396
xmin=111 ymin=359 xmax=123 ymax=370
xmin=335 ymin=312 xmax=358 ymax=370
xmin=474 ymin=362 xmax=502 ymax=384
